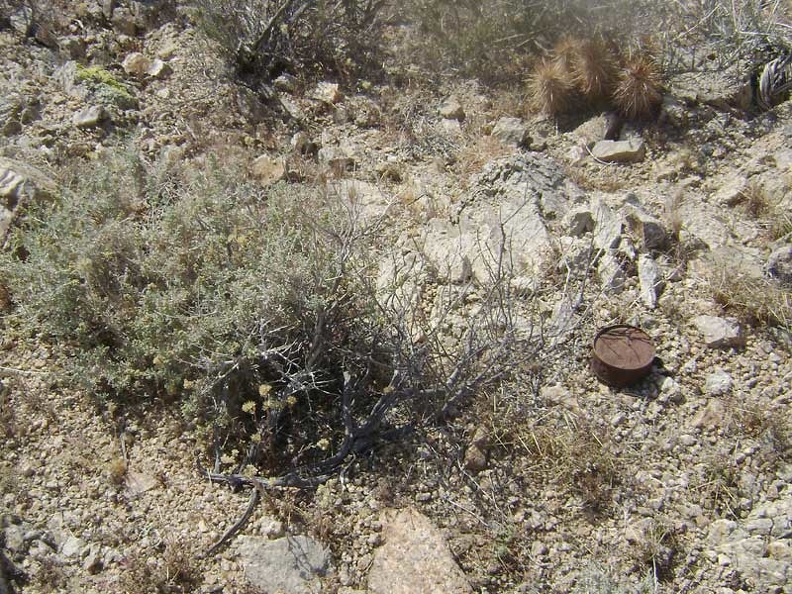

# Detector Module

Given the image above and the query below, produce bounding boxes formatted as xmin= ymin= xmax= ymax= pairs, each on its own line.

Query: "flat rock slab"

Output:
xmin=236 ymin=535 xmax=330 ymax=594
xmin=591 ymin=139 xmax=645 ymax=163
xmin=368 ymin=508 xmax=472 ymax=594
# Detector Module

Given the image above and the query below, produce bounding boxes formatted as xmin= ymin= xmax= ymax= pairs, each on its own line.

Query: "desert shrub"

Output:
xmin=0 ymin=149 xmax=523 ymax=479
xmin=0 ymin=151 xmax=384 ymax=472
xmin=189 ymin=0 xmax=389 ymax=88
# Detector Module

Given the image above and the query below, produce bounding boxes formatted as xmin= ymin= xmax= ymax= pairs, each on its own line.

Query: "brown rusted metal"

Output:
xmin=591 ymin=324 xmax=655 ymax=388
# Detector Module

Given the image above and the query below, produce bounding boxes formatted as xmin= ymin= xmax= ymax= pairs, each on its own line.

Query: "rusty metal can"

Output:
xmin=591 ymin=324 xmax=655 ymax=388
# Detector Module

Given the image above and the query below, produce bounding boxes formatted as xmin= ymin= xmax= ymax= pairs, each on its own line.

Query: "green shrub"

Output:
xmin=1 ymin=150 xmax=390 ymax=473
xmin=2 ymin=150 xmax=525 ymax=479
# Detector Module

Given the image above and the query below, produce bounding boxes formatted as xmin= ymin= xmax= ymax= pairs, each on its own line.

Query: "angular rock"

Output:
xmin=312 ymin=82 xmax=343 ymax=105
xmin=60 ymin=534 xmax=86 ymax=558
xmin=291 ymin=131 xmax=319 ymax=157
xmin=598 ymin=251 xmax=626 ymax=294
xmin=567 ymin=207 xmax=595 ymax=237
xmin=327 ymin=179 xmax=394 ymax=225
xmin=712 ymin=173 xmax=750 ymax=207
xmin=463 ymin=426 xmax=489 ymax=472
xmin=624 ymin=204 xmax=669 ymax=250
xmin=463 ymin=445 xmax=487 ymax=473
xmin=637 ymin=254 xmax=663 ymax=308
xmin=122 ymin=52 xmax=170 ymax=79
xmin=0 ymin=158 xmax=57 ymax=243
xmin=591 ymin=197 xmax=623 ymax=251
xmin=591 ymin=139 xmax=645 ymax=163
xmin=111 ymin=8 xmax=137 ymax=35
xmin=274 ymin=74 xmax=298 ymax=92
xmin=73 ymin=105 xmax=109 ymax=128
xmin=438 ymin=96 xmax=465 ymax=121
xmin=368 ymin=508 xmax=472 ymax=594
xmin=236 ymin=535 xmax=330 ymax=594
xmin=421 ymin=154 xmax=565 ymax=284
xmin=668 ymin=70 xmax=743 ymax=109
xmin=691 ymin=398 xmax=726 ymax=430
xmin=318 ymin=146 xmax=355 ymax=173
xmin=707 ymin=496 xmax=792 ymax=592
xmin=692 ymin=315 xmax=744 ymax=349
xmin=122 ymin=52 xmax=150 ymax=77
xmin=491 ymin=117 xmax=530 ymax=147
xmin=766 ymin=245 xmax=792 ymax=287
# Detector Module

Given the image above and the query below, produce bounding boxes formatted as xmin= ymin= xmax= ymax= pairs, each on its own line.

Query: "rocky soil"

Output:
xmin=1 ymin=2 xmax=791 ymax=593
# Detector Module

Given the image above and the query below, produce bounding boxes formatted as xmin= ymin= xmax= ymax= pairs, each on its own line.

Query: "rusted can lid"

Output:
xmin=591 ymin=324 xmax=655 ymax=387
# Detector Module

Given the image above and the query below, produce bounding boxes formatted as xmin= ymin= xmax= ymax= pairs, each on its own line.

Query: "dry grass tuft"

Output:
xmin=571 ymin=38 xmax=618 ymax=101
xmin=613 ymin=54 xmax=663 ymax=120
xmin=511 ymin=419 xmax=623 ymax=514
xmin=528 ymin=57 xmax=577 ymax=116
xmin=704 ymin=263 xmax=791 ymax=328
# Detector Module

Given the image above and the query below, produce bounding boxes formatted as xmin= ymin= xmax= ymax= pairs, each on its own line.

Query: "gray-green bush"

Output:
xmin=1 ymin=150 xmax=523 ymax=479
xmin=1 ymin=152 xmax=387 ymax=472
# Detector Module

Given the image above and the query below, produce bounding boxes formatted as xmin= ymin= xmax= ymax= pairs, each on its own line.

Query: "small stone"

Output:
xmin=438 ymin=96 xmax=465 ymax=121
xmin=463 ymin=445 xmax=487 ymax=473
xmin=60 ymin=534 xmax=86 ymax=558
xmin=591 ymin=139 xmax=646 ymax=163
xmin=659 ymin=376 xmax=684 ymax=403
xmin=317 ymin=146 xmax=355 ymax=172
xmin=250 ymin=155 xmax=285 ymax=186
xmin=291 ymin=132 xmax=319 ymax=156
xmin=3 ymin=523 xmax=24 ymax=553
xmin=491 ymin=117 xmax=530 ymax=147
xmin=704 ymin=369 xmax=733 ymax=396
xmin=638 ymin=254 xmax=664 ymax=308
xmin=274 ymin=74 xmax=297 ymax=92
xmin=530 ymin=540 xmax=548 ymax=557
xmin=83 ymin=544 xmax=103 ymax=574
xmin=598 ymin=251 xmax=626 ymax=294
xmin=312 ymin=82 xmax=343 ymax=104
xmin=691 ymin=399 xmax=726 ymax=430
xmin=122 ymin=52 xmax=151 ymax=77
xmin=692 ymin=315 xmax=744 ymax=349
xmin=624 ymin=204 xmax=669 ymax=250
xmin=592 ymin=198 xmax=623 ymax=251
xmin=259 ymin=517 xmax=285 ymax=539
xmin=73 ymin=105 xmax=109 ymax=128
xmin=567 ymin=207 xmax=595 ymax=236
xmin=766 ymin=245 xmax=792 ymax=287
xmin=236 ymin=535 xmax=330 ymax=594
xmin=368 ymin=508 xmax=472 ymax=594
xmin=713 ymin=173 xmax=749 ymax=207
xmin=111 ymin=8 xmax=137 ymax=35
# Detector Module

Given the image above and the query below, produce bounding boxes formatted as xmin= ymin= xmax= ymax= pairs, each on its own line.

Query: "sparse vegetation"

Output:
xmin=3 ymin=1 xmax=792 ymax=592
xmin=703 ymin=261 xmax=792 ymax=328
xmin=0 ymin=148 xmax=526 ymax=483
xmin=191 ymin=0 xmax=390 ymax=87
